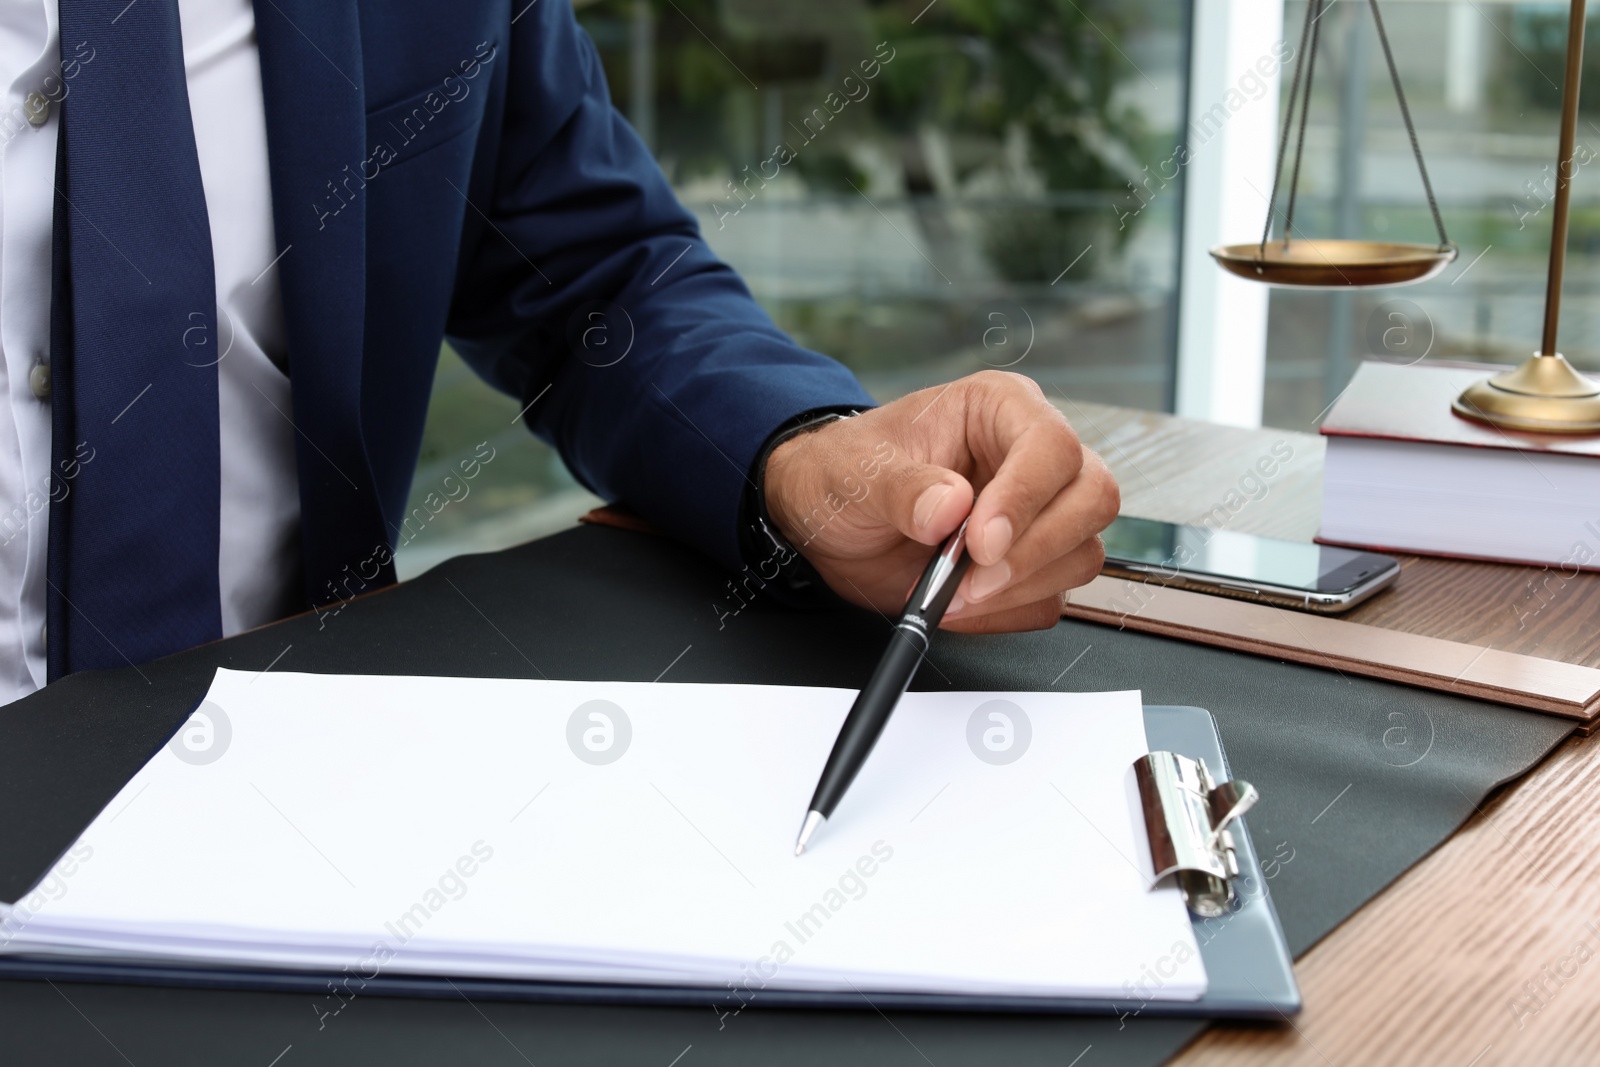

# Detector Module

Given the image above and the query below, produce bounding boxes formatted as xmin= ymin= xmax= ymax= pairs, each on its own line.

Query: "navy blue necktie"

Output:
xmin=47 ymin=0 xmax=222 ymax=679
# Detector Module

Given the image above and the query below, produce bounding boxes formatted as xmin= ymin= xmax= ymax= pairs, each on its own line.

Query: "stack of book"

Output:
xmin=1319 ymin=360 xmax=1600 ymax=571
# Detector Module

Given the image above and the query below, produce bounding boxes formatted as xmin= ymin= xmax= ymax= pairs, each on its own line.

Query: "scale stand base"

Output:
xmin=1453 ymin=353 xmax=1600 ymax=434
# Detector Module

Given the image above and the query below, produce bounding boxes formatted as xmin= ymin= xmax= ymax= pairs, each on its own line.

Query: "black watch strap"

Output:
xmin=736 ymin=408 xmax=860 ymax=605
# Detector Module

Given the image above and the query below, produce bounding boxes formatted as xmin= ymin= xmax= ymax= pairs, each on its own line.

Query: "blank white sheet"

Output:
xmin=3 ymin=670 xmax=1205 ymax=1000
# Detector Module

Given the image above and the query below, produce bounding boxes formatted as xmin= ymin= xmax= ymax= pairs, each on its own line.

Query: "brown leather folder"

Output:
xmin=1062 ymin=573 xmax=1600 ymax=725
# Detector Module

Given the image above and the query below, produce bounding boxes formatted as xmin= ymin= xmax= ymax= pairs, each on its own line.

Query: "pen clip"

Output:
xmin=916 ymin=517 xmax=971 ymax=615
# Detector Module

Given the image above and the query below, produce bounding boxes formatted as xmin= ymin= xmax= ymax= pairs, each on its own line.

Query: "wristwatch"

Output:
xmin=739 ymin=408 xmax=861 ymax=604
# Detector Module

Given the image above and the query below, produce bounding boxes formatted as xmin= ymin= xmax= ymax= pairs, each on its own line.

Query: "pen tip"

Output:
xmin=794 ymin=810 xmax=824 ymax=857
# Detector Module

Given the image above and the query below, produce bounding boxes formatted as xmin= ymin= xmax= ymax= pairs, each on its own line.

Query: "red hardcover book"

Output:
xmin=1318 ymin=359 xmax=1600 ymax=572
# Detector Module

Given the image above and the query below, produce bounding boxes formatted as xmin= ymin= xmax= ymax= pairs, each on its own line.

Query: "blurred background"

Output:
xmin=396 ymin=0 xmax=1595 ymax=578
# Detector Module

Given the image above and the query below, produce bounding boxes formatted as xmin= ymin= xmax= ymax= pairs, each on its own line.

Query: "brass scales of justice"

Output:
xmin=1211 ymin=0 xmax=1600 ymax=434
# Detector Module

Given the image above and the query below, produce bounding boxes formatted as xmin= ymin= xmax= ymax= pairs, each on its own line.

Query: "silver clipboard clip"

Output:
xmin=1133 ymin=751 xmax=1259 ymax=919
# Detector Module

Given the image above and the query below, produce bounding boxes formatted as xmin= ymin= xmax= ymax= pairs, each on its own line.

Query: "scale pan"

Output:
xmin=1209 ymin=239 xmax=1457 ymax=288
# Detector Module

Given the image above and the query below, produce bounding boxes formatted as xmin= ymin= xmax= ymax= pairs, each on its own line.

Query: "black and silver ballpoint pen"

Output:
xmin=793 ymin=516 xmax=973 ymax=856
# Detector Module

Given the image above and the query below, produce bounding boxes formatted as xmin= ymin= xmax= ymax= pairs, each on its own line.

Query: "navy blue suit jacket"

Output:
xmin=253 ymin=0 xmax=872 ymax=611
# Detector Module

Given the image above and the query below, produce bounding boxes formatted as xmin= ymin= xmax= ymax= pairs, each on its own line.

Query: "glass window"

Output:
xmin=398 ymin=0 xmax=1192 ymax=577
xmin=1262 ymin=1 xmax=1592 ymax=430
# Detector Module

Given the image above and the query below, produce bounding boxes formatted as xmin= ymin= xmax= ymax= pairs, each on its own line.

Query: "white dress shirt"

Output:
xmin=0 ymin=0 xmax=301 ymax=705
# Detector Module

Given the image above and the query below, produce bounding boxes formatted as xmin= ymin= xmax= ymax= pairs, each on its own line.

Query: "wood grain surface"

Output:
xmin=1055 ymin=399 xmax=1600 ymax=1067
xmin=1178 ymin=730 xmax=1600 ymax=1067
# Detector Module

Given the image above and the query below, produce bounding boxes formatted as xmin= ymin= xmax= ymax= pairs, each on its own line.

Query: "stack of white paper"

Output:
xmin=0 ymin=670 xmax=1205 ymax=1002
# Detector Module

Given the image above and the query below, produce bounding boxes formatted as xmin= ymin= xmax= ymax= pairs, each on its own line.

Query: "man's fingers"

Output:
xmin=941 ymin=594 xmax=1065 ymax=634
xmin=948 ymin=537 xmax=1105 ymax=621
xmin=763 ymin=370 xmax=1126 ymax=636
xmin=959 ymin=448 xmax=1117 ymax=606
xmin=766 ymin=417 xmax=973 ymax=554
xmin=868 ymin=457 xmax=974 ymax=546
xmin=961 ymin=372 xmax=1085 ymax=566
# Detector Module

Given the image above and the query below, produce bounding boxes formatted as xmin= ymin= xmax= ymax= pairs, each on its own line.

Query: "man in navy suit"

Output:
xmin=5 ymin=0 xmax=1115 ymax=701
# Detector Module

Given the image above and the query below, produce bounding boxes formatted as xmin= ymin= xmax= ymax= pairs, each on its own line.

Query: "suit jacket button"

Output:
xmin=29 ymin=363 xmax=50 ymax=400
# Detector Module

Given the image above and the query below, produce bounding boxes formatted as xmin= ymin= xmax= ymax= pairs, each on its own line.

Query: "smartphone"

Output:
xmin=1099 ymin=516 xmax=1399 ymax=613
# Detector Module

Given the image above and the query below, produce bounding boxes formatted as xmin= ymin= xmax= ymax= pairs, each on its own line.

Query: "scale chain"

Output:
xmin=1367 ymin=0 xmax=1451 ymax=250
xmin=1258 ymin=0 xmax=1320 ymax=256
xmin=1259 ymin=0 xmax=1452 ymax=258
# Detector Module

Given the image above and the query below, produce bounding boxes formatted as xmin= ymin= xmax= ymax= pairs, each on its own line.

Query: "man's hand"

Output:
xmin=763 ymin=371 xmax=1119 ymax=633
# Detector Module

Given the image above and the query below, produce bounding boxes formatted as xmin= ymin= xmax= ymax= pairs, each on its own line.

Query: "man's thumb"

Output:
xmin=879 ymin=463 xmax=973 ymax=546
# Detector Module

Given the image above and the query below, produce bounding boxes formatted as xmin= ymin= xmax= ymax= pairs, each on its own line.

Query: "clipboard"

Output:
xmin=0 ymin=704 xmax=1299 ymax=1019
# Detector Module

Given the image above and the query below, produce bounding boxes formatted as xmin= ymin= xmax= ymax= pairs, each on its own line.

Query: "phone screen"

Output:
xmin=1100 ymin=516 xmax=1387 ymax=594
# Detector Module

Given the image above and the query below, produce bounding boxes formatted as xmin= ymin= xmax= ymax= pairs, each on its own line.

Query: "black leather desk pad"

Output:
xmin=0 ymin=525 xmax=1573 ymax=1066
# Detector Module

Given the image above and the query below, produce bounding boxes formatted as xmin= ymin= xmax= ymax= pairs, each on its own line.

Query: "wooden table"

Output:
xmin=1056 ymin=398 xmax=1600 ymax=1066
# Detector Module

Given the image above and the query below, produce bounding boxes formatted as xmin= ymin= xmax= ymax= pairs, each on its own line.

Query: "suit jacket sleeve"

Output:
xmin=444 ymin=0 xmax=875 ymax=573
